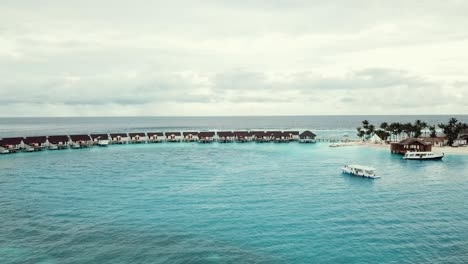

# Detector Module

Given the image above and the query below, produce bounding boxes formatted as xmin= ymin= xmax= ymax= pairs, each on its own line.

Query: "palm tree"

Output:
xmin=429 ymin=125 xmax=437 ymax=138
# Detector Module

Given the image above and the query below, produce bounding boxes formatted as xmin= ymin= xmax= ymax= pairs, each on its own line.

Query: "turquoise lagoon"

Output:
xmin=1 ymin=142 xmax=468 ymax=263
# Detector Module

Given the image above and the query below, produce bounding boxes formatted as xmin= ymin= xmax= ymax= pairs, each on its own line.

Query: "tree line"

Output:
xmin=357 ymin=118 xmax=468 ymax=146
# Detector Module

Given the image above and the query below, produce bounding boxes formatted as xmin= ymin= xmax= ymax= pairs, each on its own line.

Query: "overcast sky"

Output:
xmin=1 ymin=0 xmax=467 ymax=116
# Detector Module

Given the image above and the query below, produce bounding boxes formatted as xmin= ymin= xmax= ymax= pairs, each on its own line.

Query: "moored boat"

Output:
xmin=341 ymin=165 xmax=380 ymax=179
xmin=403 ymin=151 xmax=444 ymax=160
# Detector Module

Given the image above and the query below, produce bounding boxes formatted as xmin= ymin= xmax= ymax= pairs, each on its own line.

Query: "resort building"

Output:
xmin=0 ymin=137 xmax=23 ymax=152
xmin=270 ymin=131 xmax=290 ymax=143
xmin=47 ymin=135 xmax=70 ymax=149
xmin=455 ymin=129 xmax=468 ymax=146
xmin=23 ymin=136 xmax=47 ymax=151
xmin=234 ymin=131 xmax=252 ymax=142
xmin=69 ymin=135 xmax=93 ymax=148
xmin=183 ymin=132 xmax=199 ymax=142
xmin=147 ymin=132 xmax=164 ymax=143
xmin=199 ymin=132 xmax=215 ymax=143
xmin=286 ymin=131 xmax=300 ymax=141
xmin=129 ymin=133 xmax=147 ymax=144
xmin=252 ymin=131 xmax=270 ymax=142
xmin=217 ymin=131 xmax=235 ymax=143
xmin=421 ymin=136 xmax=446 ymax=147
xmin=110 ymin=133 xmax=129 ymax=144
xmin=299 ymin=131 xmax=317 ymax=143
xmin=91 ymin=134 xmax=110 ymax=146
xmin=391 ymin=138 xmax=432 ymax=154
xmin=165 ymin=132 xmax=182 ymax=142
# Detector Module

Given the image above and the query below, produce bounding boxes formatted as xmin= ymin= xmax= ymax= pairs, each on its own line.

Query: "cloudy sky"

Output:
xmin=1 ymin=0 xmax=467 ymax=116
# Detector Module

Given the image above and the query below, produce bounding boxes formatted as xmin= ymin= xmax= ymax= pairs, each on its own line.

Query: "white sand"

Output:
xmin=353 ymin=141 xmax=468 ymax=155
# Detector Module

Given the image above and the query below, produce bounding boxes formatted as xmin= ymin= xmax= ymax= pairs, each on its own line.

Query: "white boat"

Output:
xmin=341 ymin=165 xmax=380 ymax=179
xmin=403 ymin=151 xmax=444 ymax=160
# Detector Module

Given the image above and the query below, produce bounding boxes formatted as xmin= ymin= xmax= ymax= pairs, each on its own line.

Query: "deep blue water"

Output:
xmin=1 ymin=115 xmax=467 ymax=138
xmin=1 ymin=143 xmax=468 ymax=263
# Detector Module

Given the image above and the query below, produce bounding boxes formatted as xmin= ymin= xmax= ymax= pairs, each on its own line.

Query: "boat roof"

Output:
xmin=405 ymin=151 xmax=435 ymax=154
xmin=347 ymin=165 xmax=376 ymax=171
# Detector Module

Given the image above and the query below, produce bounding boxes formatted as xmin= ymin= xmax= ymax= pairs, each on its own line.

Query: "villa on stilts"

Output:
xmin=147 ymin=132 xmax=164 ymax=143
xmin=199 ymin=132 xmax=215 ymax=143
xmin=129 ymin=133 xmax=147 ymax=144
xmin=183 ymin=132 xmax=199 ymax=142
xmin=47 ymin=135 xmax=70 ymax=150
xmin=23 ymin=136 xmax=47 ymax=151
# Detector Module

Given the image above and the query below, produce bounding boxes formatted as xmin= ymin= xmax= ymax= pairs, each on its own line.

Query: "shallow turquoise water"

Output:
xmin=1 ymin=143 xmax=468 ymax=263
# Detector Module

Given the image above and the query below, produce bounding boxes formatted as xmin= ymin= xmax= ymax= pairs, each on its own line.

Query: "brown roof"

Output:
xmin=286 ymin=131 xmax=300 ymax=135
xmin=48 ymin=135 xmax=70 ymax=144
xmin=70 ymin=135 xmax=91 ymax=141
xmin=0 ymin=137 xmax=23 ymax=146
xmin=110 ymin=133 xmax=128 ymax=138
xmin=147 ymin=132 xmax=164 ymax=137
xmin=90 ymin=134 xmax=109 ymax=140
xmin=183 ymin=132 xmax=199 ymax=136
xmin=199 ymin=131 xmax=215 ymax=138
xmin=398 ymin=138 xmax=430 ymax=146
xmin=128 ymin=133 xmax=146 ymax=137
xmin=218 ymin=131 xmax=235 ymax=137
xmin=234 ymin=131 xmax=250 ymax=137
xmin=165 ymin=132 xmax=181 ymax=136
xmin=299 ymin=131 xmax=316 ymax=138
xmin=23 ymin=136 xmax=47 ymax=144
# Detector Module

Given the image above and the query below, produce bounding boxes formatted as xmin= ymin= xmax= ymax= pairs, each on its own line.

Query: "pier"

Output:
xmin=0 ymin=130 xmax=321 ymax=154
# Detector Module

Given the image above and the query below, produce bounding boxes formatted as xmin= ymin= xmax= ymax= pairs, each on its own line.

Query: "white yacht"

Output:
xmin=342 ymin=165 xmax=380 ymax=179
xmin=403 ymin=152 xmax=444 ymax=160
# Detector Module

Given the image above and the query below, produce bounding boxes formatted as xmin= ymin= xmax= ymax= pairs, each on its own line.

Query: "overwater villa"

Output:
xmin=391 ymin=138 xmax=432 ymax=154
xmin=287 ymin=131 xmax=300 ymax=141
xmin=218 ymin=131 xmax=235 ymax=143
xmin=147 ymin=132 xmax=164 ymax=143
xmin=69 ymin=135 xmax=93 ymax=148
xmin=90 ymin=134 xmax=110 ymax=146
xmin=110 ymin=133 xmax=129 ymax=144
xmin=199 ymin=132 xmax=215 ymax=143
xmin=253 ymin=131 xmax=271 ymax=143
xmin=234 ymin=131 xmax=251 ymax=142
xmin=0 ymin=137 xmax=23 ymax=152
xmin=129 ymin=133 xmax=147 ymax=144
xmin=299 ymin=131 xmax=317 ymax=143
xmin=47 ymin=135 xmax=70 ymax=150
xmin=23 ymin=136 xmax=47 ymax=151
xmin=166 ymin=132 xmax=182 ymax=142
xmin=271 ymin=131 xmax=290 ymax=143
xmin=183 ymin=132 xmax=199 ymax=142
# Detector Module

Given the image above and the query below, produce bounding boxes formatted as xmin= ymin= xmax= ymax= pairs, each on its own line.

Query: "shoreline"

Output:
xmin=355 ymin=142 xmax=468 ymax=155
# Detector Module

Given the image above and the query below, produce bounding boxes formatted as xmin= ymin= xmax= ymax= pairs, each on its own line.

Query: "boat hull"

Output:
xmin=403 ymin=156 xmax=443 ymax=160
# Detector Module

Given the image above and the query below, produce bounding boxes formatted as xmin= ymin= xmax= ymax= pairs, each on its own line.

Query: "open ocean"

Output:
xmin=1 ymin=116 xmax=468 ymax=263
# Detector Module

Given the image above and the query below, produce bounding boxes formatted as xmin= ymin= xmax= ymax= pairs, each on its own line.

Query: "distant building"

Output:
xmin=110 ymin=133 xmax=129 ymax=144
xmin=299 ymin=131 xmax=316 ymax=143
xmin=47 ymin=135 xmax=70 ymax=149
xmin=165 ymin=132 xmax=182 ymax=142
xmin=128 ymin=133 xmax=147 ymax=144
xmin=147 ymin=132 xmax=164 ymax=143
xmin=183 ymin=132 xmax=199 ymax=142
xmin=23 ymin=136 xmax=47 ymax=151
xmin=217 ymin=131 xmax=235 ymax=142
xmin=199 ymin=132 xmax=215 ymax=143
xmin=0 ymin=137 xmax=23 ymax=152
xmin=391 ymin=138 xmax=432 ymax=154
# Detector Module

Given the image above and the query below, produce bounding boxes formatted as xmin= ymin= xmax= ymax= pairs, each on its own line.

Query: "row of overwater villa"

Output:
xmin=0 ymin=130 xmax=317 ymax=154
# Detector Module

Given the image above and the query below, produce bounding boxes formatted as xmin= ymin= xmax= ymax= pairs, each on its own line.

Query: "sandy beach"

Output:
xmin=354 ymin=141 xmax=468 ymax=155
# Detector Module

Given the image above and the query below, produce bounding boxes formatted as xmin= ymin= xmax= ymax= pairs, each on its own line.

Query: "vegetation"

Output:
xmin=438 ymin=118 xmax=468 ymax=146
xmin=356 ymin=118 xmax=467 ymax=146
